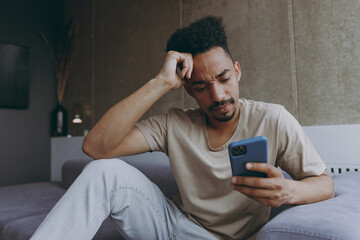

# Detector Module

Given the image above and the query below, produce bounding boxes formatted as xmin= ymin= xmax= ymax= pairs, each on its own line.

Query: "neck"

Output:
xmin=205 ymin=107 xmax=240 ymax=149
xmin=206 ymin=107 xmax=240 ymax=132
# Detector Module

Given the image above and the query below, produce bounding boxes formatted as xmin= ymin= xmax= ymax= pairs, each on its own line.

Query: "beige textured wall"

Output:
xmin=64 ymin=0 xmax=360 ymax=136
xmin=294 ymin=0 xmax=360 ymax=125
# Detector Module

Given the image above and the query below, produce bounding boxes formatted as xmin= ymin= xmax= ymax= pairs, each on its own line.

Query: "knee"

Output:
xmin=81 ymin=158 xmax=140 ymax=182
xmin=83 ymin=158 xmax=124 ymax=176
xmin=77 ymin=159 xmax=153 ymax=199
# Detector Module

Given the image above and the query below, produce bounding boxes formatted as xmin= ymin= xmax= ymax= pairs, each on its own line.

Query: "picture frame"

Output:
xmin=0 ymin=42 xmax=30 ymax=109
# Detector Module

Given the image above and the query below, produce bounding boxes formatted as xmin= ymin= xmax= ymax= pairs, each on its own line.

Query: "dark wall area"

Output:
xmin=64 ymin=0 xmax=360 ymax=132
xmin=1 ymin=0 xmax=360 ymax=187
xmin=0 ymin=1 xmax=63 ymax=186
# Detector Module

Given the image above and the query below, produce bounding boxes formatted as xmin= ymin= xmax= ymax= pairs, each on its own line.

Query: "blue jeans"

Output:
xmin=30 ymin=159 xmax=217 ymax=240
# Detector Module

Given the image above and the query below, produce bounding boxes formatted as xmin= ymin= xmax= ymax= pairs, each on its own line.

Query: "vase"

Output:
xmin=51 ymin=101 xmax=68 ymax=136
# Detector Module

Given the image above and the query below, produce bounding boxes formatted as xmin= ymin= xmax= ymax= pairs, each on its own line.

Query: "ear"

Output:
xmin=234 ymin=61 xmax=241 ymax=82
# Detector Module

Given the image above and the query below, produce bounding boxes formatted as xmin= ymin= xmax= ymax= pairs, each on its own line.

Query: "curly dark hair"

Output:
xmin=166 ymin=16 xmax=232 ymax=59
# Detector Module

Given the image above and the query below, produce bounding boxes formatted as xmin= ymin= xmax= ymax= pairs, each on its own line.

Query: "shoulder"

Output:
xmin=239 ymin=98 xmax=285 ymax=120
xmin=167 ymin=107 xmax=203 ymax=124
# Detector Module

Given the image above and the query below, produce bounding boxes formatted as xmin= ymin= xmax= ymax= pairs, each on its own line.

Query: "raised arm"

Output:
xmin=83 ymin=51 xmax=193 ymax=159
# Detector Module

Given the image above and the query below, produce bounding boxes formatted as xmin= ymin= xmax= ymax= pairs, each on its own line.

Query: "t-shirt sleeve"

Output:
xmin=275 ymin=108 xmax=326 ymax=180
xmin=135 ymin=114 xmax=168 ymax=154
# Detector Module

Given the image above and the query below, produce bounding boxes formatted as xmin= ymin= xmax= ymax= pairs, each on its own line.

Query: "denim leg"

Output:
xmin=30 ymin=159 xmax=217 ymax=240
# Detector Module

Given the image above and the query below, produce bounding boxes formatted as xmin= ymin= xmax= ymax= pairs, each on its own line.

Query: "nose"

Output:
xmin=209 ymin=83 xmax=224 ymax=102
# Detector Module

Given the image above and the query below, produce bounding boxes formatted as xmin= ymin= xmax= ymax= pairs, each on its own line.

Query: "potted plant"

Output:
xmin=40 ymin=20 xmax=78 ymax=136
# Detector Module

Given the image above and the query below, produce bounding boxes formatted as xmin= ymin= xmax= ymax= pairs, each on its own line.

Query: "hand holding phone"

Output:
xmin=228 ymin=136 xmax=268 ymax=178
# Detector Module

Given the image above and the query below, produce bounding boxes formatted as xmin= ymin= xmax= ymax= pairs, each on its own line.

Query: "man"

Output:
xmin=31 ymin=16 xmax=334 ymax=240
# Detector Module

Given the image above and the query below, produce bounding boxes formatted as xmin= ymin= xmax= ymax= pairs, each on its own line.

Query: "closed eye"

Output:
xmin=221 ymin=78 xmax=230 ymax=83
xmin=195 ymin=86 xmax=207 ymax=92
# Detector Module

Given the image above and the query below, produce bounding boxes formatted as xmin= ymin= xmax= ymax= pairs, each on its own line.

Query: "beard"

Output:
xmin=213 ymin=109 xmax=237 ymax=122
xmin=208 ymin=97 xmax=237 ymax=122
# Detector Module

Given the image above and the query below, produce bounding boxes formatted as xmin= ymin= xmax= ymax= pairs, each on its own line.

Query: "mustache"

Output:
xmin=208 ymin=98 xmax=235 ymax=111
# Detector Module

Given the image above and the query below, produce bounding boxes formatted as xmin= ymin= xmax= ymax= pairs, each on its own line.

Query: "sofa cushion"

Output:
xmin=61 ymin=159 xmax=91 ymax=189
xmin=257 ymin=172 xmax=360 ymax=240
xmin=93 ymin=218 xmax=124 ymax=240
xmin=0 ymin=182 xmax=65 ymax=237
xmin=119 ymin=152 xmax=179 ymax=199
xmin=0 ymin=152 xmax=179 ymax=240
xmin=1 ymin=213 xmax=49 ymax=240
xmin=0 ymin=181 xmax=125 ymax=240
xmin=1 ymin=213 xmax=122 ymax=240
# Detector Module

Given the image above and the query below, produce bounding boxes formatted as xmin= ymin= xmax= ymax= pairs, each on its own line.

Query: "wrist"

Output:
xmin=149 ymin=77 xmax=173 ymax=94
xmin=284 ymin=179 xmax=298 ymax=205
xmin=152 ymin=74 xmax=176 ymax=91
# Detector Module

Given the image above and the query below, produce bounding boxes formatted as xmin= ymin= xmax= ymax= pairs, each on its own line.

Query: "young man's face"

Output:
xmin=185 ymin=47 xmax=241 ymax=123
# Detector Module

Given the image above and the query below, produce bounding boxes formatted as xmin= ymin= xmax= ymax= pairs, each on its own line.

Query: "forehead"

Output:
xmin=190 ymin=47 xmax=233 ymax=81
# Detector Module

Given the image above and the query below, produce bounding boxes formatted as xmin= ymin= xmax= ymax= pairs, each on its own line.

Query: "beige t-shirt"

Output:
xmin=136 ymin=99 xmax=326 ymax=240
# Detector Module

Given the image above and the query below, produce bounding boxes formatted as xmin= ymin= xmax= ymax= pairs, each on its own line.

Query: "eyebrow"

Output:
xmin=192 ymin=69 xmax=231 ymax=86
xmin=216 ymin=69 xmax=230 ymax=79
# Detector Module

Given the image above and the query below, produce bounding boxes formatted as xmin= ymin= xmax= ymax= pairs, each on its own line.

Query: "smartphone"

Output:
xmin=228 ymin=136 xmax=268 ymax=178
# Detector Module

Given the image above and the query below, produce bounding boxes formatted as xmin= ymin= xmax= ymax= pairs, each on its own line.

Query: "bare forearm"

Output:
xmin=286 ymin=171 xmax=334 ymax=205
xmin=83 ymin=51 xmax=193 ymax=159
xmin=83 ymin=77 xmax=171 ymax=158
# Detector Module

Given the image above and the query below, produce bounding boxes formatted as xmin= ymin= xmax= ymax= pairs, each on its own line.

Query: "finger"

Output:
xmin=231 ymin=176 xmax=274 ymax=189
xmin=176 ymin=66 xmax=184 ymax=79
xmin=230 ymin=184 xmax=274 ymax=198
xmin=178 ymin=55 xmax=189 ymax=77
xmin=186 ymin=54 xmax=193 ymax=79
xmin=179 ymin=54 xmax=193 ymax=79
xmin=246 ymin=163 xmax=282 ymax=178
xmin=231 ymin=184 xmax=282 ymax=207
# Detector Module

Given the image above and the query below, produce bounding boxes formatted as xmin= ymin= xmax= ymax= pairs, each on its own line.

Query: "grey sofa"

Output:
xmin=0 ymin=152 xmax=359 ymax=240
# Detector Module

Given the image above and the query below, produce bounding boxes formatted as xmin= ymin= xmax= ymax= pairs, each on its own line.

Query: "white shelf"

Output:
xmin=303 ymin=124 xmax=360 ymax=165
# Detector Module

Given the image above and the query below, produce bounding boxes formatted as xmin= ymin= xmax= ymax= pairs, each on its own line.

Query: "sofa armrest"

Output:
xmin=61 ymin=152 xmax=179 ymax=199
xmin=61 ymin=159 xmax=92 ymax=189
xmin=119 ymin=153 xmax=179 ymax=199
xmin=257 ymin=172 xmax=360 ymax=240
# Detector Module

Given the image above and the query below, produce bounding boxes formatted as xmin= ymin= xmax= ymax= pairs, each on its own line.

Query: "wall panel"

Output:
xmin=64 ymin=0 xmax=94 ymax=136
xmin=293 ymin=0 xmax=360 ymax=125
xmin=64 ymin=0 xmax=360 ymax=134
xmin=93 ymin=0 xmax=181 ymax=122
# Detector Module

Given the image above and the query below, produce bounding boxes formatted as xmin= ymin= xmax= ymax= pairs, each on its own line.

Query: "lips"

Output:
xmin=208 ymin=98 xmax=235 ymax=113
xmin=211 ymin=102 xmax=231 ymax=113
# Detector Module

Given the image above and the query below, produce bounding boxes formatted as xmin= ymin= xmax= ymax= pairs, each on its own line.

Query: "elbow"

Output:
xmin=327 ymin=185 xmax=335 ymax=200
xmin=82 ymin=136 xmax=98 ymax=159
xmin=329 ymin=177 xmax=335 ymax=199
xmin=325 ymin=171 xmax=335 ymax=199
xmin=82 ymin=135 xmax=112 ymax=160
xmin=324 ymin=172 xmax=335 ymax=199
xmin=82 ymin=137 xmax=92 ymax=157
